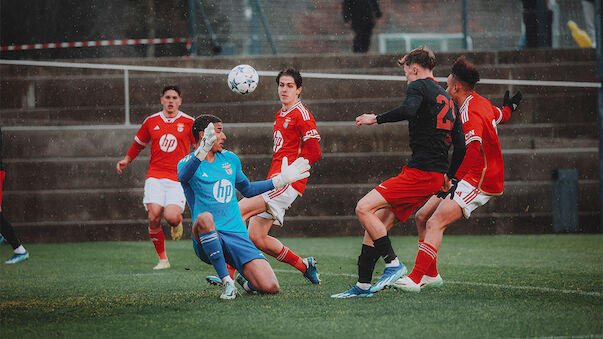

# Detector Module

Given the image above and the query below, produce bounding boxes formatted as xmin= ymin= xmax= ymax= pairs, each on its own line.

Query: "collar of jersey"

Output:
xmin=159 ymin=110 xmax=182 ymax=123
xmin=279 ymin=100 xmax=301 ymax=117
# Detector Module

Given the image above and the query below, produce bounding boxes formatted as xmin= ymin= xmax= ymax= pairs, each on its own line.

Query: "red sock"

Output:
xmin=418 ymin=240 xmax=438 ymax=277
xmin=149 ymin=227 xmax=167 ymax=260
xmin=226 ymin=264 xmax=236 ymax=279
xmin=408 ymin=242 xmax=437 ymax=284
xmin=276 ymin=246 xmax=306 ymax=273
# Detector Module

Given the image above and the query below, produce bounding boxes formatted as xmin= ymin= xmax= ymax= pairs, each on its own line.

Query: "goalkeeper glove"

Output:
xmin=194 ymin=122 xmax=217 ymax=161
xmin=503 ymin=90 xmax=522 ymax=112
xmin=272 ymin=157 xmax=310 ymax=189
xmin=436 ymin=177 xmax=459 ymax=200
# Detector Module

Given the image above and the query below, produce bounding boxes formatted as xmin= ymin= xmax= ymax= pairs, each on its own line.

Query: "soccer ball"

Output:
xmin=227 ymin=64 xmax=259 ymax=95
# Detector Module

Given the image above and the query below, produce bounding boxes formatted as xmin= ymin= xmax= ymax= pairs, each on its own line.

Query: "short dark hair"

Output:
xmin=192 ymin=114 xmax=222 ymax=143
xmin=397 ymin=47 xmax=436 ymax=70
xmin=161 ymin=85 xmax=181 ymax=96
xmin=276 ymin=68 xmax=302 ymax=88
xmin=451 ymin=56 xmax=480 ymax=89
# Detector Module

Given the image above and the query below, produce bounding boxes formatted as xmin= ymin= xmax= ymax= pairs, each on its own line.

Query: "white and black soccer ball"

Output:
xmin=227 ymin=64 xmax=259 ymax=95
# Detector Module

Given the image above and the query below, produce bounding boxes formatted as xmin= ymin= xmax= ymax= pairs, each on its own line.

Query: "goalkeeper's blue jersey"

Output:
xmin=177 ymin=150 xmax=248 ymax=233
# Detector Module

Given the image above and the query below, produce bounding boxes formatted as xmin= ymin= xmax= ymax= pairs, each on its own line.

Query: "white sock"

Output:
xmin=356 ymin=282 xmax=371 ymax=290
xmin=14 ymin=245 xmax=26 ymax=254
xmin=385 ymin=257 xmax=400 ymax=268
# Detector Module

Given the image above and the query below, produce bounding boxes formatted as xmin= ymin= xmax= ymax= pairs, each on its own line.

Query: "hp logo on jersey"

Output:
xmin=213 ymin=179 xmax=234 ymax=203
xmin=273 ymin=130 xmax=283 ymax=153
xmin=159 ymin=134 xmax=178 ymax=152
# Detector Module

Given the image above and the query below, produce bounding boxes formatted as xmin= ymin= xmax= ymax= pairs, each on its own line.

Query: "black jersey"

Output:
xmin=376 ymin=77 xmax=465 ymax=176
xmin=0 ymin=127 xmax=3 ymax=172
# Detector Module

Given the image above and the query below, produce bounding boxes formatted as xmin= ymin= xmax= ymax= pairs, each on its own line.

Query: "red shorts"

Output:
xmin=375 ymin=166 xmax=444 ymax=222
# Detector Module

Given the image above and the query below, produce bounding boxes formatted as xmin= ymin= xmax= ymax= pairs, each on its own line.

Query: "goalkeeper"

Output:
xmin=177 ymin=114 xmax=310 ymax=300
xmin=393 ymin=56 xmax=522 ymax=293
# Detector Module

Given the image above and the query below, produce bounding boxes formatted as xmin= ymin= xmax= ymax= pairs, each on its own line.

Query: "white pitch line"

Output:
xmin=272 ymin=269 xmax=602 ymax=297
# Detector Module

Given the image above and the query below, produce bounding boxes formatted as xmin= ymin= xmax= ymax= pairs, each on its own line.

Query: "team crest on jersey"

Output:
xmin=177 ymin=123 xmax=184 ymax=132
xmin=222 ymin=163 xmax=233 ymax=175
xmin=283 ymin=117 xmax=291 ymax=129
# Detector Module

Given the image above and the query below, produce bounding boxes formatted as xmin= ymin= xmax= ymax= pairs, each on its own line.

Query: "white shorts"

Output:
xmin=143 ymin=178 xmax=186 ymax=210
xmin=257 ymin=185 xmax=299 ymax=227
xmin=453 ymin=180 xmax=494 ymax=218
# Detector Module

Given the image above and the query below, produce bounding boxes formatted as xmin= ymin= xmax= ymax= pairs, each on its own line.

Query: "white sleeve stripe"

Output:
xmin=302 ymin=135 xmax=321 ymax=141
xmin=134 ymin=136 xmax=147 ymax=146
xmin=300 ymin=106 xmax=311 ymax=121
xmin=495 ymin=107 xmax=503 ymax=124
xmin=465 ymin=136 xmax=481 ymax=145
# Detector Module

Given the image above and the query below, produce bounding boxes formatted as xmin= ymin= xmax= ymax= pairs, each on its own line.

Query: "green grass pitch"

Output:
xmin=1 ymin=234 xmax=601 ymax=338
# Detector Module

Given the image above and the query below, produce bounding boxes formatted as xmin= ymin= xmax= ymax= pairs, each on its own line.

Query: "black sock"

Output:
xmin=373 ymin=236 xmax=396 ymax=264
xmin=0 ymin=212 xmax=21 ymax=250
xmin=357 ymin=244 xmax=380 ymax=283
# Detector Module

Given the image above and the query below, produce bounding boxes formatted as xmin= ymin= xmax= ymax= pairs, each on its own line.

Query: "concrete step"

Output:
xmin=1 ymin=65 xmax=595 ymax=114
xmin=6 ymin=195 xmax=600 ymax=244
xmin=3 ymin=180 xmax=599 ymax=225
xmin=3 ymin=147 xmax=598 ymax=191
xmin=1 ymin=90 xmax=596 ymax=126
xmin=9 ymin=212 xmax=602 ymax=243
xmin=3 ymin=122 xmax=597 ymax=159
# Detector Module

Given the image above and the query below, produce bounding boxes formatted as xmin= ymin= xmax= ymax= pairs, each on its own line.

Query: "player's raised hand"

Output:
xmin=503 ymin=90 xmax=522 ymax=112
xmin=272 ymin=156 xmax=310 ymax=188
xmin=195 ymin=122 xmax=217 ymax=160
xmin=355 ymin=113 xmax=377 ymax=128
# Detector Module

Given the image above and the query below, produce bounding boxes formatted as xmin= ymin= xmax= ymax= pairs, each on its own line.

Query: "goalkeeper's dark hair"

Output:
xmin=398 ymin=46 xmax=436 ymax=70
xmin=192 ymin=114 xmax=222 ymax=143
xmin=451 ymin=56 xmax=480 ymax=89
xmin=161 ymin=85 xmax=181 ymax=96
xmin=276 ymin=68 xmax=302 ymax=88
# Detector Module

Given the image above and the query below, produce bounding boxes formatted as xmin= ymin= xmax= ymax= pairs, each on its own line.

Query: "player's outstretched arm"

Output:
xmin=355 ymin=113 xmax=378 ymax=128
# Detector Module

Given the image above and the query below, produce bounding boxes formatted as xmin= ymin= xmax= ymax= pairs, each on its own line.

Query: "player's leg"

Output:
xmin=247 ymin=186 xmax=320 ymax=284
xmin=0 ymin=171 xmax=28 ymax=264
xmin=192 ymin=212 xmax=238 ymax=299
xmin=0 ymin=210 xmax=28 ymax=264
xmin=143 ymin=178 xmax=169 ymax=269
xmin=238 ymin=195 xmax=267 ymax=222
xmin=206 ymin=194 xmax=266 ymax=284
xmin=333 ymin=208 xmax=396 ymax=298
xmin=414 ymin=196 xmax=442 ymax=280
xmin=355 ymin=189 xmax=406 ymax=292
xmin=395 ymin=198 xmax=462 ymax=293
xmin=242 ymin=258 xmax=279 ymax=294
xmin=163 ymin=180 xmax=185 ymax=241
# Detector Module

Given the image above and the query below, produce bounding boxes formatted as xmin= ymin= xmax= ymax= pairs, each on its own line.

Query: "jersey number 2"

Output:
xmin=436 ymin=94 xmax=456 ymax=131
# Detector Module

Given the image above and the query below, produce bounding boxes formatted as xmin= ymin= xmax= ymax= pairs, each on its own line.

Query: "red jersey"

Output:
xmin=459 ymin=92 xmax=509 ymax=195
xmin=267 ymin=101 xmax=321 ymax=195
xmin=133 ymin=111 xmax=195 ymax=181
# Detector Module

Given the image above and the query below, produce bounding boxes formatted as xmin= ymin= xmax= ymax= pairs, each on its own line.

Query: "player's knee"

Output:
xmin=415 ymin=209 xmax=428 ymax=227
xmin=194 ymin=212 xmax=214 ymax=233
xmin=248 ymin=231 xmax=265 ymax=250
xmin=260 ymin=280 xmax=280 ymax=294
xmin=148 ymin=213 xmax=162 ymax=226
xmin=164 ymin=212 xmax=181 ymax=226
xmin=355 ymin=201 xmax=368 ymax=217
xmin=425 ymin=217 xmax=445 ymax=233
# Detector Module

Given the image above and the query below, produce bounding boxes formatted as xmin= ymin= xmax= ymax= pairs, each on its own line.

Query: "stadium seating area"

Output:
xmin=1 ymin=48 xmax=599 ymax=242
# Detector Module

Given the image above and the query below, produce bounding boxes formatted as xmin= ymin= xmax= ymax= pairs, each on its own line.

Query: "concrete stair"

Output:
xmin=1 ymin=48 xmax=600 ymax=242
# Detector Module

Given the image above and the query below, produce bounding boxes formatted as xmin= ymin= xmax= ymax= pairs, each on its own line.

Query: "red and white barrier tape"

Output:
xmin=1 ymin=37 xmax=191 ymax=51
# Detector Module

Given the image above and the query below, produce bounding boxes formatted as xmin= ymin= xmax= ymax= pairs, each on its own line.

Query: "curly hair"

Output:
xmin=451 ymin=56 xmax=480 ymax=89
